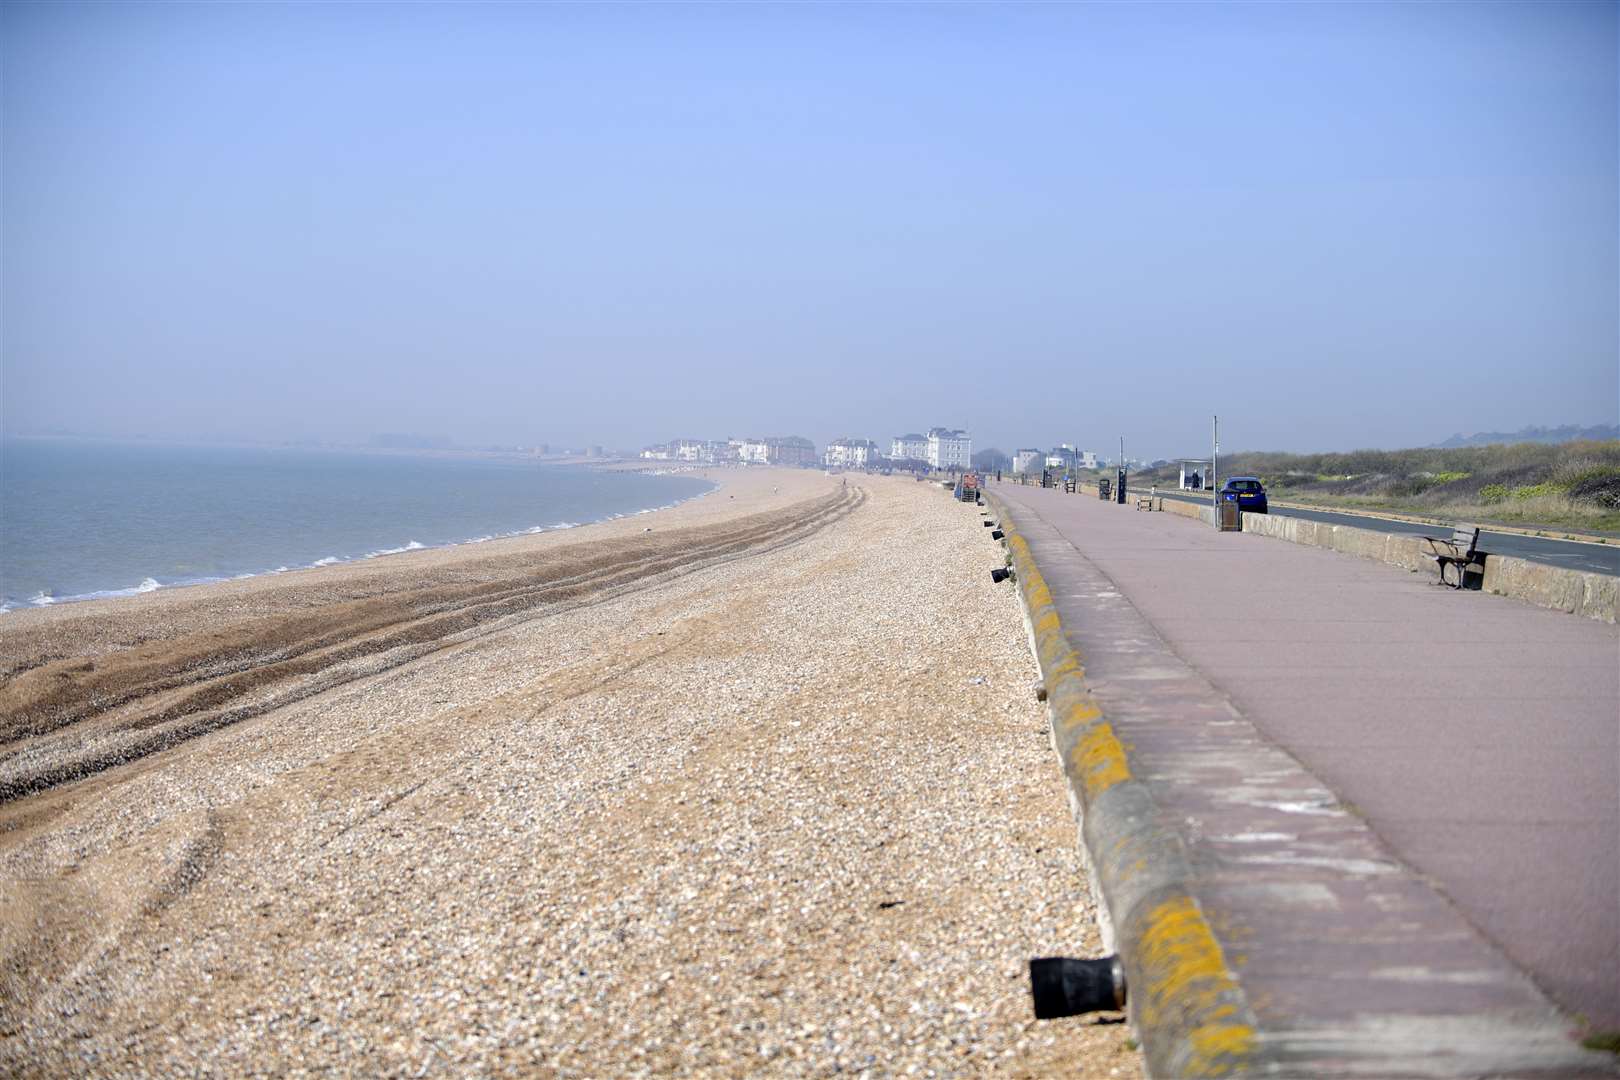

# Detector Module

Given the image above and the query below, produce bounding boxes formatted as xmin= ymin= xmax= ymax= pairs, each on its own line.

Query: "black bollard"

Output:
xmin=1029 ymin=956 xmax=1126 ymax=1019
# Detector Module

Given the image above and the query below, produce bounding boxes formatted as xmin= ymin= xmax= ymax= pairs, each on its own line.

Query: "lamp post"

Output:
xmin=1116 ymin=436 xmax=1127 ymax=504
xmin=1211 ymin=415 xmax=1219 ymax=529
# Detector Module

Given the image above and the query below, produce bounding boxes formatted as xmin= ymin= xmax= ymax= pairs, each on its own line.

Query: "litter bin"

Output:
xmin=1219 ymin=500 xmax=1241 ymax=531
xmin=1098 ymin=478 xmax=1111 ymax=500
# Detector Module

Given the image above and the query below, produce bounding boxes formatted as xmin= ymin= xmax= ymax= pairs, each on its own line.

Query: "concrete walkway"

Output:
xmin=992 ymin=483 xmax=1619 ymax=1071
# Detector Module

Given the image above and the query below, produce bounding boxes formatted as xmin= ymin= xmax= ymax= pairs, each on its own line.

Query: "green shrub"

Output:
xmin=1431 ymin=471 xmax=1470 ymax=484
xmin=1479 ymin=484 xmax=1508 ymax=504
xmin=1511 ymin=482 xmax=1568 ymax=500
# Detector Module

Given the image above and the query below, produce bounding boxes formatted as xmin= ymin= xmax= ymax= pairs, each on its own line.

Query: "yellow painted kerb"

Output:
xmin=1137 ymin=895 xmax=1257 ymax=1074
xmin=994 ymin=496 xmax=1259 ymax=1077
xmin=1071 ymin=720 xmax=1130 ymax=799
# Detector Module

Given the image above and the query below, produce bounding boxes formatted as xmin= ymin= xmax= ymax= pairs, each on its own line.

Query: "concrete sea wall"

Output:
xmin=1081 ymin=483 xmax=1616 ymax=624
xmin=1239 ymin=509 xmax=1617 ymax=623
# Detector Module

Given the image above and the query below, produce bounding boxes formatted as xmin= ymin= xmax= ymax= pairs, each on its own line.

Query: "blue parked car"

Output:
xmin=1220 ymin=476 xmax=1268 ymax=513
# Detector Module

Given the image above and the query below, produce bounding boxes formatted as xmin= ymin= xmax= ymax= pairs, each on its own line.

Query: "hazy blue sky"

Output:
xmin=3 ymin=1 xmax=1615 ymax=458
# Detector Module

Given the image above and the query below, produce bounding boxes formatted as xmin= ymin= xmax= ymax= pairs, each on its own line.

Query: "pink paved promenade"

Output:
xmin=996 ymin=482 xmax=1619 ymax=1034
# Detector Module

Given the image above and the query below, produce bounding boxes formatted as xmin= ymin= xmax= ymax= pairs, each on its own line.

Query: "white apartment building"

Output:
xmin=738 ymin=436 xmax=817 ymax=466
xmin=927 ymin=428 xmax=972 ymax=470
xmin=639 ymin=444 xmax=672 ymax=460
xmin=1044 ymin=444 xmax=1077 ymax=471
xmin=1040 ymin=444 xmax=1099 ymax=471
xmin=672 ymin=439 xmax=704 ymax=462
xmin=890 ymin=434 xmax=928 ymax=462
xmin=1013 ymin=449 xmax=1043 ymax=474
xmin=824 ymin=438 xmax=877 ymax=469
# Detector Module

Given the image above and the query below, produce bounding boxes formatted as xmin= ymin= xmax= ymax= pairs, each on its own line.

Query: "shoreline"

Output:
xmin=0 ymin=468 xmax=852 ymax=803
xmin=6 ymin=466 xmax=842 ymax=667
xmin=0 ymin=467 xmax=806 ymax=628
xmin=0 ymin=460 xmax=724 ymax=615
xmin=2 ymin=480 xmax=717 ymax=615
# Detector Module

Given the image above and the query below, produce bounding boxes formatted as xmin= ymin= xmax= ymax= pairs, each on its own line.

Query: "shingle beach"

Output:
xmin=1 ymin=468 xmax=1140 ymax=1077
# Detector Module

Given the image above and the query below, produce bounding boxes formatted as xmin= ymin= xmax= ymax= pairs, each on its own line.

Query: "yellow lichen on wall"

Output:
xmin=1136 ymin=895 xmax=1256 ymax=1075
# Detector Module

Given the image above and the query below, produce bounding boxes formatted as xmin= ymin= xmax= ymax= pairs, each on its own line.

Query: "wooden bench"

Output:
xmin=1420 ymin=524 xmax=1484 ymax=589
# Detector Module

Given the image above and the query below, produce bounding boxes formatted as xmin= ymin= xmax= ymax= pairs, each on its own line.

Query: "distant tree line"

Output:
xmin=971 ymin=448 xmax=1011 ymax=472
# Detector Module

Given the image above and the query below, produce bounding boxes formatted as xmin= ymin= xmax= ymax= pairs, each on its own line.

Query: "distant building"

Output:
xmin=927 ymin=428 xmax=972 ymax=470
xmin=766 ymin=435 xmax=817 ymax=467
xmin=739 ymin=436 xmax=816 ymax=467
xmin=640 ymin=443 xmax=672 ymax=460
xmin=1013 ymin=449 xmax=1043 ymax=474
xmin=1044 ymin=444 xmax=1077 ymax=471
xmin=672 ymin=438 xmax=704 ymax=462
xmin=890 ymin=434 xmax=928 ymax=462
xmin=824 ymin=438 xmax=878 ymax=469
xmin=587 ymin=445 xmax=605 ymax=458
xmin=1038 ymin=445 xmax=1098 ymax=471
xmin=706 ymin=440 xmax=740 ymax=464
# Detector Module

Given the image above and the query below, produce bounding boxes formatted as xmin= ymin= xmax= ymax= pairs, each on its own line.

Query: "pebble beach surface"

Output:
xmin=1 ymin=469 xmax=1141 ymax=1077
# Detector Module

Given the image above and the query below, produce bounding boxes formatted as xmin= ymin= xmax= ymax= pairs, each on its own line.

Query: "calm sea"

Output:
xmin=0 ymin=440 xmax=713 ymax=612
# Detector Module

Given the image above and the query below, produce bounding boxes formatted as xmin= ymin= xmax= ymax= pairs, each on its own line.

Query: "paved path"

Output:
xmin=993 ymin=483 xmax=1619 ymax=1068
xmin=1152 ymin=488 xmax=1620 ymax=575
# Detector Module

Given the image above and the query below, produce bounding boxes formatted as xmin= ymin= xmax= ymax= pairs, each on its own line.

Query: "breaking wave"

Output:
xmin=362 ymin=541 xmax=425 ymax=559
xmin=2 ymin=475 xmax=716 ymax=613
